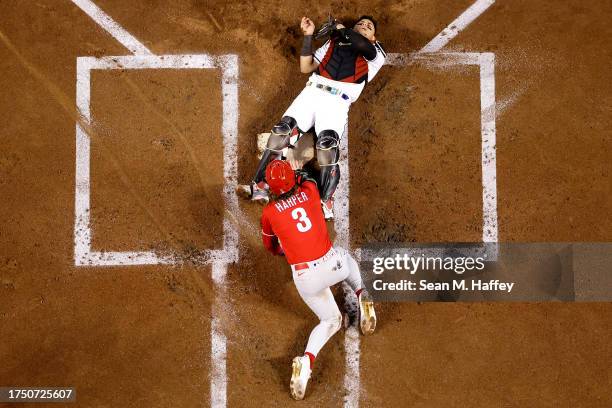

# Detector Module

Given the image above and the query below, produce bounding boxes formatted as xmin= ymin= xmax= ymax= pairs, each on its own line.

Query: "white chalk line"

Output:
xmin=478 ymin=53 xmax=498 ymax=244
xmin=72 ymin=3 xmax=237 ymax=406
xmin=336 ymin=128 xmax=361 ymax=408
xmin=211 ymin=261 xmax=228 ymax=408
xmin=345 ymin=0 xmax=498 ymax=402
xmin=420 ymin=0 xmax=496 ymax=53
xmin=343 ymin=52 xmax=498 ymax=407
xmin=71 ymin=0 xmax=152 ymax=55
xmin=343 ymin=323 xmax=361 ymax=408
xmin=496 ymin=85 xmax=525 ymax=118
xmin=385 ymin=52 xmax=498 ymax=245
xmin=74 ymin=54 xmax=239 ymax=267
xmin=74 ymin=53 xmax=238 ymax=408
xmin=213 ymin=53 xmax=240 ymax=408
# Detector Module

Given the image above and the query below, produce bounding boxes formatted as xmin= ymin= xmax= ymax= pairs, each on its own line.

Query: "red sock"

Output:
xmin=355 ymin=288 xmax=363 ymax=298
xmin=304 ymin=352 xmax=315 ymax=368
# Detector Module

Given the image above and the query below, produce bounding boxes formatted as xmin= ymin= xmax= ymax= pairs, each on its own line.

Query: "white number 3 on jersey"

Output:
xmin=291 ymin=207 xmax=312 ymax=232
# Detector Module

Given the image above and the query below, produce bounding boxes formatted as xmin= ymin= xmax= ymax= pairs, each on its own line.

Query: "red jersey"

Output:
xmin=261 ymin=181 xmax=332 ymax=264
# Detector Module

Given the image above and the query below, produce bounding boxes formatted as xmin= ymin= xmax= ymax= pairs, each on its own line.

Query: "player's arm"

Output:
xmin=295 ymin=169 xmax=317 ymax=185
xmin=294 ymin=169 xmax=322 ymax=200
xmin=336 ymin=26 xmax=377 ymax=60
xmin=299 ymin=17 xmax=320 ymax=73
xmin=261 ymin=212 xmax=284 ymax=256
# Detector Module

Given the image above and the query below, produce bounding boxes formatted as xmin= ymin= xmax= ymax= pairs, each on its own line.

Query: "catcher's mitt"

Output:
xmin=314 ymin=14 xmax=338 ymax=39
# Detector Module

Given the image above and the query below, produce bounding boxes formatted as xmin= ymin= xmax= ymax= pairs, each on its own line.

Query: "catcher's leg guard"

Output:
xmin=253 ymin=116 xmax=298 ymax=183
xmin=315 ymin=129 xmax=340 ymax=201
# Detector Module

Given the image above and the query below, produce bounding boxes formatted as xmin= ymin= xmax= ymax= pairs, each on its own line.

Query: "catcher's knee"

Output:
xmin=266 ymin=116 xmax=298 ymax=152
xmin=315 ymin=129 xmax=340 ymax=166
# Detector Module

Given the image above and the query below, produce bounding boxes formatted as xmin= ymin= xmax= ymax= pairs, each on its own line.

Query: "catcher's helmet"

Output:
xmin=265 ymin=160 xmax=295 ymax=196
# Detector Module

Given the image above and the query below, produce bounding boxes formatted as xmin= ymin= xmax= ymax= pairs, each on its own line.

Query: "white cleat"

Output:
xmin=235 ymin=184 xmax=253 ymax=199
xmin=358 ymin=290 xmax=377 ymax=335
xmin=251 ymin=185 xmax=270 ymax=205
xmin=235 ymin=182 xmax=270 ymax=205
xmin=290 ymin=355 xmax=311 ymax=400
xmin=321 ymin=199 xmax=334 ymax=221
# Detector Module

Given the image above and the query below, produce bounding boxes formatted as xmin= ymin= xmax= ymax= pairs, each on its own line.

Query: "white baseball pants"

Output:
xmin=283 ymin=84 xmax=350 ymax=137
xmin=291 ymin=247 xmax=363 ymax=357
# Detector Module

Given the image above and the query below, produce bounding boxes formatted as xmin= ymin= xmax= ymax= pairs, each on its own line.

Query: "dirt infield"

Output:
xmin=1 ymin=0 xmax=611 ymax=407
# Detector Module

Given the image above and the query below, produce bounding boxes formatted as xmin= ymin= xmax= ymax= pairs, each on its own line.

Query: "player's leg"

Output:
xmin=237 ymin=87 xmax=316 ymax=203
xmin=313 ymin=95 xmax=350 ymax=220
xmin=289 ymin=287 xmax=342 ymax=400
xmin=301 ymin=288 xmax=343 ymax=359
xmin=253 ymin=116 xmax=297 ymax=201
xmin=289 ymin=251 xmax=345 ymax=400
xmin=335 ymin=247 xmax=377 ymax=335
xmin=334 ymin=247 xmax=363 ymax=292
xmin=236 ymin=115 xmax=298 ymax=204
xmin=314 ymin=129 xmax=341 ymax=220
xmin=292 ymin=249 xmax=360 ymax=353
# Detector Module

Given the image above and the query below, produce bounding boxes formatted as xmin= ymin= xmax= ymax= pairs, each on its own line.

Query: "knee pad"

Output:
xmin=315 ymin=129 xmax=340 ymax=166
xmin=266 ymin=116 xmax=298 ymax=152
xmin=253 ymin=117 xmax=298 ymax=183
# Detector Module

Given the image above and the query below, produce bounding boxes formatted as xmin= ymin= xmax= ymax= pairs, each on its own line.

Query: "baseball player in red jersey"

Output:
xmin=238 ymin=15 xmax=386 ymax=221
xmin=260 ymin=160 xmax=377 ymax=400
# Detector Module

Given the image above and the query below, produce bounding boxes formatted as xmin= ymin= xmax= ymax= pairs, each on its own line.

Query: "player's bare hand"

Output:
xmin=288 ymin=157 xmax=304 ymax=170
xmin=335 ymin=23 xmax=345 ymax=29
xmin=301 ymin=17 xmax=315 ymax=36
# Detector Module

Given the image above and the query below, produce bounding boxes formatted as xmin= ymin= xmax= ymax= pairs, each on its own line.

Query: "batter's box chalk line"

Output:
xmin=73 ymin=54 xmax=239 ymax=267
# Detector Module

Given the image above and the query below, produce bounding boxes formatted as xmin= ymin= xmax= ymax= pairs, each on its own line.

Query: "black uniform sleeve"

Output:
xmin=295 ymin=169 xmax=317 ymax=186
xmin=336 ymin=28 xmax=377 ymax=61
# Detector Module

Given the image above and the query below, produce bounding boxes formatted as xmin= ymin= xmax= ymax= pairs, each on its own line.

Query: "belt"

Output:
xmin=291 ymin=247 xmax=336 ymax=272
xmin=307 ymin=81 xmax=350 ymax=101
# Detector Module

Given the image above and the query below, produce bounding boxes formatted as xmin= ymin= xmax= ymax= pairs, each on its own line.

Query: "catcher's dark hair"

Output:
xmin=357 ymin=15 xmax=377 ymax=31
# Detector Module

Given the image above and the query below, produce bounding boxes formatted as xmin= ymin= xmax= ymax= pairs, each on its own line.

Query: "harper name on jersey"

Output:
xmin=274 ymin=191 xmax=309 ymax=212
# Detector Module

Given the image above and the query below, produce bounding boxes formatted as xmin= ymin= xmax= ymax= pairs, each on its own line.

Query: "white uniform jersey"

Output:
xmin=283 ymin=39 xmax=387 ymax=136
xmin=311 ymin=40 xmax=387 ymax=103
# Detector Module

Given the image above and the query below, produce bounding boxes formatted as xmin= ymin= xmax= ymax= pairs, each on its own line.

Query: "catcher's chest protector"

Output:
xmin=317 ymin=41 xmax=369 ymax=84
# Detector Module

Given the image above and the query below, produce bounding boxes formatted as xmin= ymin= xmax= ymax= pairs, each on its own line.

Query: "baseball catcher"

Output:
xmin=260 ymin=160 xmax=377 ymax=400
xmin=238 ymin=15 xmax=386 ymax=220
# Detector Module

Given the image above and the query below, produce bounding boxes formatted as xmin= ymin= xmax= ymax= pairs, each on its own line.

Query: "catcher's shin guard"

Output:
xmin=253 ymin=116 xmax=298 ymax=183
xmin=315 ymin=130 xmax=340 ymax=201
xmin=319 ymin=164 xmax=340 ymax=201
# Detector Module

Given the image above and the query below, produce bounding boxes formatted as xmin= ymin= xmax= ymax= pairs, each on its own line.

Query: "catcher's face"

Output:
xmin=354 ymin=18 xmax=376 ymax=41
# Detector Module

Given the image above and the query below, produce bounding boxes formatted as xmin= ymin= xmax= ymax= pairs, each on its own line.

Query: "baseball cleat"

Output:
xmin=321 ymin=199 xmax=334 ymax=221
xmin=235 ymin=183 xmax=253 ymax=199
xmin=290 ymin=355 xmax=311 ymax=400
xmin=236 ymin=182 xmax=270 ymax=205
xmin=251 ymin=183 xmax=270 ymax=205
xmin=358 ymin=290 xmax=376 ymax=335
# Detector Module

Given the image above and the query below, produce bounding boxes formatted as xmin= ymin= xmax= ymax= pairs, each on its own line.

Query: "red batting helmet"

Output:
xmin=265 ymin=160 xmax=296 ymax=196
